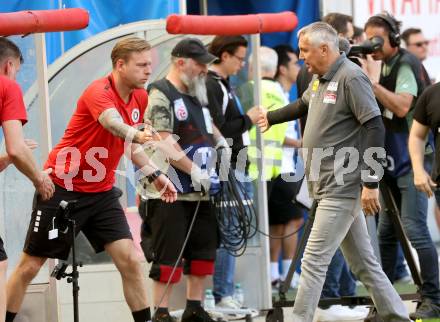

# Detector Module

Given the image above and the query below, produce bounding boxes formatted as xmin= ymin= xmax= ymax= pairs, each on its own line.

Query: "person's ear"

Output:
xmin=4 ymin=60 xmax=12 ymax=75
xmin=115 ymin=58 xmax=125 ymax=71
xmin=221 ymin=52 xmax=229 ymax=62
xmin=178 ymin=58 xmax=185 ymax=65
xmin=320 ymin=44 xmax=328 ymax=56
xmin=279 ymin=65 xmax=288 ymax=76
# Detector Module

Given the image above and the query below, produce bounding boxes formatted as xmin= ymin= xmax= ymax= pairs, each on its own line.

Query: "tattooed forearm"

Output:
xmin=98 ymin=108 xmax=139 ymax=142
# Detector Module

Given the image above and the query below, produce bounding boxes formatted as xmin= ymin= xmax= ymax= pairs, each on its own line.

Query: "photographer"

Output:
xmin=364 ymin=12 xmax=440 ymax=319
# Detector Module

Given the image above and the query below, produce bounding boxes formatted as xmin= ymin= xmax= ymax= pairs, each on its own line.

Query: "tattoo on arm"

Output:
xmin=98 ymin=108 xmax=139 ymax=141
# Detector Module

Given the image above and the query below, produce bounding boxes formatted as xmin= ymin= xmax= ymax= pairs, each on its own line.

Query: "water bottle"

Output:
xmin=204 ymin=289 xmax=216 ymax=310
xmin=233 ymin=283 xmax=244 ymax=307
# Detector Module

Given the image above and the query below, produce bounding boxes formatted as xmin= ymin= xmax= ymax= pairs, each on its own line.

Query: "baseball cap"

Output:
xmin=171 ymin=38 xmax=217 ymax=64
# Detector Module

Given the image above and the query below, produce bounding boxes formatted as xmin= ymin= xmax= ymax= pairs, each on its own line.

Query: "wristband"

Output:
xmin=362 ymin=175 xmax=379 ymax=189
xmin=147 ymin=169 xmax=162 ymax=184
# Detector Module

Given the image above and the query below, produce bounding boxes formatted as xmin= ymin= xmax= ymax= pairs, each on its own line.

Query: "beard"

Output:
xmin=180 ymin=72 xmax=208 ymax=106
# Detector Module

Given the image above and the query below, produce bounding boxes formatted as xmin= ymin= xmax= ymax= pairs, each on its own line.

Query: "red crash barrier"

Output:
xmin=166 ymin=11 xmax=298 ymax=35
xmin=0 ymin=8 xmax=89 ymax=36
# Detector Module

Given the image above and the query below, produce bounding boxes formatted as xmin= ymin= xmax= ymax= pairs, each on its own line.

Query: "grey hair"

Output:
xmin=298 ymin=22 xmax=339 ymax=51
xmin=248 ymin=46 xmax=278 ymax=75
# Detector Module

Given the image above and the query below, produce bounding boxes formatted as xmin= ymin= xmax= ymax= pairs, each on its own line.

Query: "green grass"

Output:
xmin=272 ymin=282 xmax=418 ymax=301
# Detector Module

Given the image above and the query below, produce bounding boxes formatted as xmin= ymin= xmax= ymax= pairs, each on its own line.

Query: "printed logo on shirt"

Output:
xmin=312 ymin=79 xmax=319 ymax=92
xmin=323 ymin=92 xmax=337 ymax=104
xmin=131 ymin=108 xmax=140 ymax=123
xmin=174 ymin=98 xmax=188 ymax=121
xmin=327 ymin=81 xmax=338 ymax=91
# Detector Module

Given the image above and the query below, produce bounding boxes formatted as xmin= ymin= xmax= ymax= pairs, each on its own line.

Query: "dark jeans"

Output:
xmin=395 ymin=244 xmax=409 ymax=280
xmin=321 ymin=248 xmax=356 ymax=299
xmin=378 ymin=168 xmax=440 ymax=303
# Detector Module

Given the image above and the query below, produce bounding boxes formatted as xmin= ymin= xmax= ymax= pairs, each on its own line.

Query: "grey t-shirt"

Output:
xmin=301 ymin=54 xmax=381 ymax=199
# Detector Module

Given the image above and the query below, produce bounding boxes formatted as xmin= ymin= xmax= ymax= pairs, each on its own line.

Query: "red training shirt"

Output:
xmin=45 ymin=74 xmax=147 ymax=192
xmin=0 ymin=75 xmax=27 ymax=125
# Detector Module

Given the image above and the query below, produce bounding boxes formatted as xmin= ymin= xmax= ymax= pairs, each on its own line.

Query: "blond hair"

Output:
xmin=111 ymin=37 xmax=151 ymax=68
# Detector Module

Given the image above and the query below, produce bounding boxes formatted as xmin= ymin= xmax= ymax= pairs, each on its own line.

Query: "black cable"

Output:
xmin=212 ymin=167 xmax=307 ymax=256
xmin=211 ymin=169 xmax=257 ymax=257
xmin=252 ymin=221 xmax=305 ymax=239
xmin=155 ymin=195 xmax=203 ymax=313
xmin=154 ymin=165 xmax=306 ymax=310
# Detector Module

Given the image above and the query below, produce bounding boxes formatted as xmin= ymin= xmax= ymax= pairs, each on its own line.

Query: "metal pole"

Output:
xmin=179 ymin=0 xmax=187 ymax=15
xmin=199 ymin=0 xmax=208 ymax=15
xmin=250 ymin=34 xmax=272 ymax=309
xmin=34 ymin=33 xmax=53 ymax=155
xmin=71 ymin=218 xmax=79 ymax=322
xmin=58 ymin=0 xmax=65 ymax=55
xmin=34 ymin=32 xmax=57 ymax=322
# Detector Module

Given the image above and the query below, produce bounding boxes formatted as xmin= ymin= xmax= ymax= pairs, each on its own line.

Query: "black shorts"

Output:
xmin=24 ymin=184 xmax=132 ymax=260
xmin=268 ymin=175 xmax=304 ymax=225
xmin=142 ymin=199 xmax=218 ymax=281
xmin=0 ymin=237 xmax=7 ymax=261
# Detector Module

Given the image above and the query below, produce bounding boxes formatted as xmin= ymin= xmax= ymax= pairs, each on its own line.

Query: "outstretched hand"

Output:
xmin=257 ymin=107 xmax=270 ymax=132
xmin=135 ymin=120 xmax=154 ymax=144
xmin=153 ymin=173 xmax=177 ymax=203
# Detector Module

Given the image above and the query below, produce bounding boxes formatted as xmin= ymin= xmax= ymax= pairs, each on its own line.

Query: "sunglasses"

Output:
xmin=409 ymin=40 xmax=429 ymax=47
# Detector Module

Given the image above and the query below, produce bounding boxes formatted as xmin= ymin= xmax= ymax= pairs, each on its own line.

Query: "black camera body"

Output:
xmin=51 ymin=262 xmax=68 ymax=280
xmin=54 ymin=200 xmax=77 ymax=234
xmin=348 ymin=36 xmax=384 ymax=57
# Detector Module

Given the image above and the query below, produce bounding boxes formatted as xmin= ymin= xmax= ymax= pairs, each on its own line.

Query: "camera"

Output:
xmin=54 ymin=200 xmax=77 ymax=233
xmin=348 ymin=36 xmax=384 ymax=57
xmin=51 ymin=262 xmax=68 ymax=280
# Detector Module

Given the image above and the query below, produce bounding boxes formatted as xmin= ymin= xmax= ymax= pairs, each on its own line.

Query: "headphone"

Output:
xmin=372 ymin=12 xmax=401 ymax=47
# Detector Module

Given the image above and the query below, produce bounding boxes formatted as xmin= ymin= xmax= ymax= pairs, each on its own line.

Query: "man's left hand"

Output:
xmin=361 ymin=186 xmax=381 ymax=215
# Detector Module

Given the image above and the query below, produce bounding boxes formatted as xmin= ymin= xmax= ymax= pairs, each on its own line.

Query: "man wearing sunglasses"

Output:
xmin=402 ymin=28 xmax=431 ymax=85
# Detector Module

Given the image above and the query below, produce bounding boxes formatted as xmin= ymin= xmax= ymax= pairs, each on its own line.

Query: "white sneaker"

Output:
xmin=315 ymin=305 xmax=368 ymax=321
xmin=216 ymin=296 xmax=241 ymax=310
xmin=290 ymin=272 xmax=300 ymax=289
xmin=350 ymin=305 xmax=370 ymax=318
xmin=280 ymin=272 xmax=301 ymax=289
xmin=394 ymin=274 xmax=413 ymax=284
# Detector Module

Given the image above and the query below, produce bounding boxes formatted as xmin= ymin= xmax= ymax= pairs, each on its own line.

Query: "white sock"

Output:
xmin=282 ymin=259 xmax=293 ymax=280
xmin=270 ymin=262 xmax=280 ymax=281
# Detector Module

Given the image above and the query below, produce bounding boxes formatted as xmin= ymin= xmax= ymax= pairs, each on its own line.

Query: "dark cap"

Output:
xmin=171 ymin=38 xmax=217 ymax=64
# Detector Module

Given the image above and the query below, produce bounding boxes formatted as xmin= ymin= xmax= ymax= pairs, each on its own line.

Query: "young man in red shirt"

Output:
xmin=0 ymin=37 xmax=55 ymax=322
xmin=5 ymin=37 xmax=176 ymax=322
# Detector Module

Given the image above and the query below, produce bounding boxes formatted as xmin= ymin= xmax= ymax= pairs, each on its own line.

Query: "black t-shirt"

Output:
xmin=413 ymin=82 xmax=440 ymax=182
xmin=206 ymin=70 xmax=253 ymax=171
